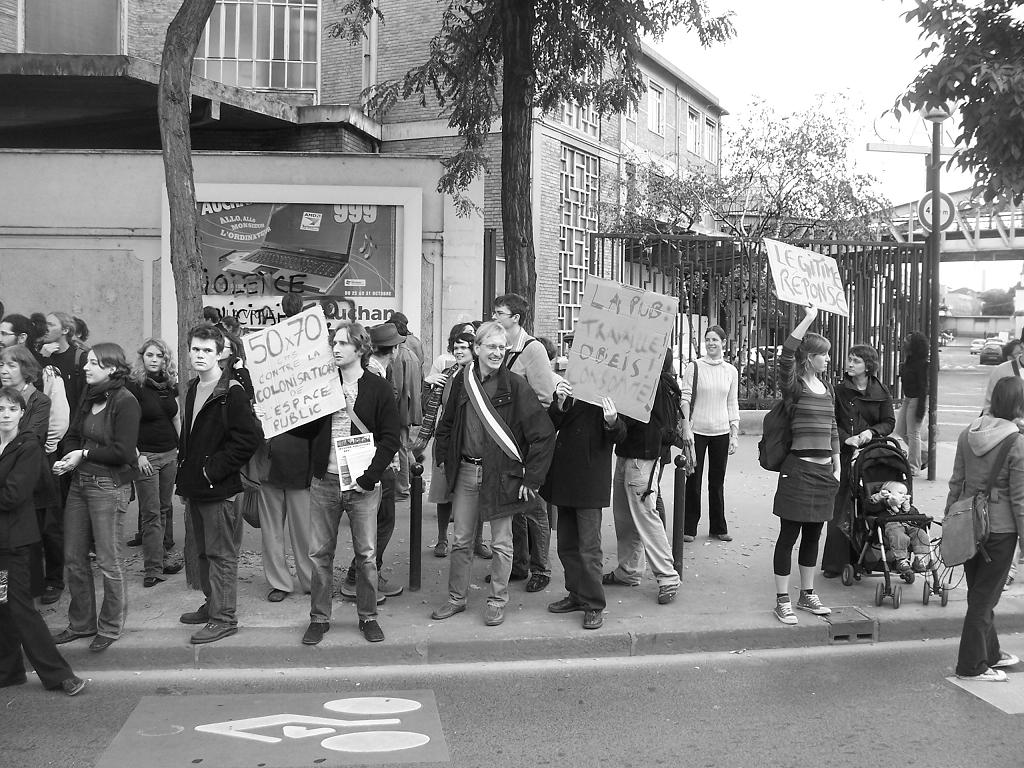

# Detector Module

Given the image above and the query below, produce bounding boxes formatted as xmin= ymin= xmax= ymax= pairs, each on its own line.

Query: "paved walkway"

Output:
xmin=40 ymin=435 xmax=1024 ymax=672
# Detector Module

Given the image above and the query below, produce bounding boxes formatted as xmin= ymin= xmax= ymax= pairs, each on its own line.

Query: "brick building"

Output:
xmin=0 ymin=0 xmax=724 ymax=352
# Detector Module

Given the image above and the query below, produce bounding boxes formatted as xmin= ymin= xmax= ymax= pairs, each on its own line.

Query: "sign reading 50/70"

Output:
xmin=242 ymin=305 xmax=346 ymax=438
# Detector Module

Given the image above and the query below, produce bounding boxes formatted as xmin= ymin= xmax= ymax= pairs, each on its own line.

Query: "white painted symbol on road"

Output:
xmin=194 ymin=697 xmax=430 ymax=753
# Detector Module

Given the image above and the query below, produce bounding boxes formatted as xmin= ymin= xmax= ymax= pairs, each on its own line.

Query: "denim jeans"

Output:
xmin=609 ymin=456 xmax=680 ymax=588
xmin=309 ymin=474 xmax=380 ymax=623
xmin=957 ymin=532 xmax=1017 ymax=676
xmin=185 ymin=498 xmax=243 ymax=626
xmin=894 ymin=398 xmax=923 ymax=471
xmin=64 ymin=472 xmax=130 ymax=639
xmin=447 ymin=460 xmax=513 ymax=607
xmin=0 ymin=545 xmax=74 ymax=689
xmin=135 ymin=449 xmax=178 ymax=578
xmin=512 ymin=496 xmax=551 ymax=577
xmin=556 ymin=506 xmax=605 ymax=611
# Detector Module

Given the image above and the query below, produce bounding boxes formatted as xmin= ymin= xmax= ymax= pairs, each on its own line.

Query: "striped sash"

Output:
xmin=463 ymin=364 xmax=523 ymax=464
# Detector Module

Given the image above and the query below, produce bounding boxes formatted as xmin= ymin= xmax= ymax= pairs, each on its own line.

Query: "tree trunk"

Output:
xmin=499 ymin=0 xmax=537 ymax=330
xmin=158 ymin=0 xmax=216 ymax=589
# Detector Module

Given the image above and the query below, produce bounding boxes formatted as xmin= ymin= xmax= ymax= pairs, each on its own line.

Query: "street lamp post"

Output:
xmin=924 ymin=105 xmax=950 ymax=482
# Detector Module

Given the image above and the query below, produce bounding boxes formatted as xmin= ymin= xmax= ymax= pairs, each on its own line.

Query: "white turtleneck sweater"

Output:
xmin=681 ymin=358 xmax=740 ymax=437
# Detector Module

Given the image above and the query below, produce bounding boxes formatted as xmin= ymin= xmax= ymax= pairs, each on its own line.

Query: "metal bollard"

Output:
xmin=672 ymin=454 xmax=687 ymax=578
xmin=409 ymin=462 xmax=424 ymax=592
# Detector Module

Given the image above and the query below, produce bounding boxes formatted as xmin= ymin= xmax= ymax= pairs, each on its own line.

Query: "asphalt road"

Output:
xmin=4 ymin=638 xmax=1024 ymax=768
xmin=935 ymin=346 xmax=990 ymax=436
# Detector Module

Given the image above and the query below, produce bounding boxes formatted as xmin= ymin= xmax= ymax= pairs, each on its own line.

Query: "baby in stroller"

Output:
xmin=869 ymin=480 xmax=932 ymax=577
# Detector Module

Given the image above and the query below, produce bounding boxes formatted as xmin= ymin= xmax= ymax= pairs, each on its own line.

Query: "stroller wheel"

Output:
xmin=841 ymin=564 xmax=854 ymax=587
xmin=874 ymin=583 xmax=885 ymax=607
xmin=922 ymin=579 xmax=931 ymax=605
xmin=893 ymin=584 xmax=902 ymax=609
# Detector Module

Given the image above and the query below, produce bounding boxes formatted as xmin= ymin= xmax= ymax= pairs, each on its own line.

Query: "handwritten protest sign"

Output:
xmin=764 ymin=238 xmax=849 ymax=317
xmin=243 ymin=305 xmax=345 ymax=439
xmin=566 ymin=277 xmax=678 ymax=423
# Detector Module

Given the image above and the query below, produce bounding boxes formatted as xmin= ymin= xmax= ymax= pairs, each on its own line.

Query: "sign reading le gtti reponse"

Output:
xmin=763 ymin=238 xmax=850 ymax=317
xmin=566 ymin=277 xmax=678 ymax=423
xmin=243 ymin=305 xmax=346 ymax=439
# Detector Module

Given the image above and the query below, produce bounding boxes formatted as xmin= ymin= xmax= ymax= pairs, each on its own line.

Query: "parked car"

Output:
xmin=980 ymin=341 xmax=1005 ymax=366
xmin=970 ymin=338 xmax=986 ymax=355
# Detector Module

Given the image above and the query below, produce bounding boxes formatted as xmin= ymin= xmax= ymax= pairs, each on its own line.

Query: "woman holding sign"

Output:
xmin=430 ymin=321 xmax=555 ymax=628
xmin=770 ymin=306 xmax=839 ymax=625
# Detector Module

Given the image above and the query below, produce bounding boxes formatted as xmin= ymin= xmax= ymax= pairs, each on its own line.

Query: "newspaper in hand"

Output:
xmin=334 ymin=433 xmax=377 ymax=491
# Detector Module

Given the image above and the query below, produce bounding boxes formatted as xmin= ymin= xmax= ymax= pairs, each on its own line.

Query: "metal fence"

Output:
xmin=588 ymin=234 xmax=930 ymax=408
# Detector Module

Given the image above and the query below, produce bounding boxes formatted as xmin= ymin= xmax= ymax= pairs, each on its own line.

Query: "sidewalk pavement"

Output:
xmin=40 ymin=435 xmax=1024 ymax=672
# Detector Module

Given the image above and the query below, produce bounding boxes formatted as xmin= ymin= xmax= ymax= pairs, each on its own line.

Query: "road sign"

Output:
xmin=918 ymin=192 xmax=956 ymax=232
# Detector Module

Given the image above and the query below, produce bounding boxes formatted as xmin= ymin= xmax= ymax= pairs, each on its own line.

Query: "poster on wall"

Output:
xmin=197 ymin=202 xmax=398 ymax=328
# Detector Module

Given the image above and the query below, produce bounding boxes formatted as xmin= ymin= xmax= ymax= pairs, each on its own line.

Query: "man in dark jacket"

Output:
xmin=541 ymin=379 xmax=624 ymax=629
xmin=299 ymin=321 xmax=401 ymax=645
xmin=430 ymin=321 xmax=555 ymax=627
xmin=176 ymin=324 xmax=262 ymax=645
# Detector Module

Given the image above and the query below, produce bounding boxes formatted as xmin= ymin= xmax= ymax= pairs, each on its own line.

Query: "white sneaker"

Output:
xmin=993 ymin=651 xmax=1020 ymax=668
xmin=956 ymin=667 xmax=1008 ymax=682
xmin=774 ymin=600 xmax=798 ymax=625
xmin=796 ymin=592 xmax=831 ymax=616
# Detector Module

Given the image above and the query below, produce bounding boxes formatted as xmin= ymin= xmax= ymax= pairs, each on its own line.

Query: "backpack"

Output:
xmin=653 ymin=373 xmax=687 ymax=449
xmin=758 ymin=390 xmax=802 ymax=472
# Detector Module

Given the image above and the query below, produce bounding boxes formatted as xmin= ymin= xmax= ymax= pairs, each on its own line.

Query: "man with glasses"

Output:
xmin=491 ymin=293 xmax=557 ymax=592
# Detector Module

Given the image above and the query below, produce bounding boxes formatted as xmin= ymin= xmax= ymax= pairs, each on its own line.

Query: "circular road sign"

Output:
xmin=918 ymin=192 xmax=956 ymax=232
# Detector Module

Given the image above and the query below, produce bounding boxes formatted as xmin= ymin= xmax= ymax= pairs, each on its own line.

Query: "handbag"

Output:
xmin=239 ymin=486 xmax=261 ymax=529
xmin=940 ymin=434 xmax=1017 ymax=567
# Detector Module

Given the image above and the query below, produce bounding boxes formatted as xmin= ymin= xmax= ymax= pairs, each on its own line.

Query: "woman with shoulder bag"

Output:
xmin=52 ymin=343 xmax=141 ymax=653
xmin=947 ymin=375 xmax=1024 ymax=682
xmin=681 ymin=325 xmax=740 ymax=543
xmin=770 ymin=306 xmax=840 ymax=625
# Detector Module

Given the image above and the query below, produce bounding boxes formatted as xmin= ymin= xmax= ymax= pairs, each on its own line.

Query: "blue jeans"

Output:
xmin=64 ymin=472 xmax=130 ymax=639
xmin=447 ymin=460 xmax=513 ymax=607
xmin=512 ymin=496 xmax=551 ymax=577
xmin=309 ymin=474 xmax=380 ymax=623
xmin=185 ymin=498 xmax=243 ymax=626
xmin=135 ymin=449 xmax=178 ymax=578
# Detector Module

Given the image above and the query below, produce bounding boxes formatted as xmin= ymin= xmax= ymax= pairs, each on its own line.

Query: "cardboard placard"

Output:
xmin=243 ymin=305 xmax=345 ymax=438
xmin=566 ymin=277 xmax=678 ymax=423
xmin=764 ymin=238 xmax=850 ymax=317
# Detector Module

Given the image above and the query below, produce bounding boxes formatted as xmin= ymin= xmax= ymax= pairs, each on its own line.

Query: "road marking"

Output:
xmin=946 ymin=642 xmax=1024 ymax=714
xmin=95 ymin=691 xmax=450 ymax=767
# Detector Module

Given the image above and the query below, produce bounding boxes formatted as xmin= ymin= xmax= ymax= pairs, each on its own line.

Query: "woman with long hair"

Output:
xmin=52 ymin=343 xmax=140 ymax=653
xmin=0 ymin=386 xmax=85 ymax=696
xmin=771 ymin=306 xmax=840 ymax=625
xmin=126 ymin=338 xmax=182 ymax=588
xmin=948 ymin=376 xmax=1024 ymax=681
xmin=681 ymin=325 xmax=740 ymax=543
xmin=895 ymin=331 xmax=928 ymax=475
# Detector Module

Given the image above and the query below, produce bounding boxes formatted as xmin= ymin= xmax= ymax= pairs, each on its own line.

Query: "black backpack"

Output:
xmin=653 ymin=373 xmax=687 ymax=448
xmin=757 ymin=397 xmax=794 ymax=471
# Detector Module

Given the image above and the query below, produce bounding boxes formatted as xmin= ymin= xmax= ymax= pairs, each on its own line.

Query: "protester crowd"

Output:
xmin=2 ymin=294 xmax=1023 ymax=695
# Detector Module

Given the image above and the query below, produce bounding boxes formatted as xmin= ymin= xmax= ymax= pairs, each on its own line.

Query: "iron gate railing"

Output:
xmin=587 ymin=234 xmax=930 ymax=408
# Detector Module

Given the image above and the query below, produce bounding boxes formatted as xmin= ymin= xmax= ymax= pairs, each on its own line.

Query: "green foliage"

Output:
xmin=897 ymin=0 xmax=1024 ymax=201
xmin=979 ymin=287 xmax=1015 ymax=315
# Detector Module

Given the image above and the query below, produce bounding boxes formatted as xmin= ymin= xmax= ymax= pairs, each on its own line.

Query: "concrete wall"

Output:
xmin=0 ymin=149 xmax=483 ymax=365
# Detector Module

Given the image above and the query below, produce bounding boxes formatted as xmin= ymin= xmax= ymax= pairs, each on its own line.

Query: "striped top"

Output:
xmin=681 ymin=358 xmax=739 ymax=436
xmin=778 ymin=333 xmax=840 ymax=456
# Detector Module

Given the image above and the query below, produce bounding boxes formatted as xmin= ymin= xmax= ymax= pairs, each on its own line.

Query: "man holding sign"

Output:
xmin=294 ymin=322 xmax=400 ymax=646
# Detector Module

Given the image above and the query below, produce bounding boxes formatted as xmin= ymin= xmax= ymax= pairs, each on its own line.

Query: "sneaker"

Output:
xmin=378 ymin=576 xmax=404 ymax=597
xmin=657 ymin=584 xmax=678 ymax=605
xmin=525 ymin=574 xmax=550 ymax=593
xmin=956 ymin=667 xmax=1008 ymax=682
xmin=774 ymin=600 xmax=798 ymax=625
xmin=796 ymin=592 xmax=831 ymax=616
xmin=61 ymin=676 xmax=86 ymax=697
xmin=359 ymin=619 xmax=385 ymax=643
xmin=895 ymin=558 xmax=913 ymax=577
xmin=484 ymin=604 xmax=505 ymax=626
xmin=912 ymin=554 xmax=932 ymax=573
xmin=339 ymin=581 xmax=387 ymax=604
xmin=301 ymin=622 xmax=329 ymax=646
xmin=993 ymin=651 xmax=1021 ymax=668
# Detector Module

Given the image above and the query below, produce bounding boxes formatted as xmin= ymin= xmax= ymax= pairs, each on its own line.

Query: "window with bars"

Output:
xmin=705 ymin=118 xmax=719 ymax=163
xmin=558 ymin=144 xmax=601 ymax=345
xmin=687 ymin=108 xmax=701 ymax=155
xmin=195 ymin=0 xmax=319 ymax=91
xmin=561 ymin=101 xmax=600 ymax=137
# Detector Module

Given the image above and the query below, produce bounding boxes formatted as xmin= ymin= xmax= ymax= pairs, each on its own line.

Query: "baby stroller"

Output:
xmin=837 ymin=436 xmax=947 ymax=608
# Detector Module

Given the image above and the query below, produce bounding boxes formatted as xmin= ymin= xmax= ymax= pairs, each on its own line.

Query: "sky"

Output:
xmin=653 ymin=0 xmax=1022 ymax=292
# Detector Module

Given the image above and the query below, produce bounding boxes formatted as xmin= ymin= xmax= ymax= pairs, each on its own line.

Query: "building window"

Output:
xmin=687 ymin=108 xmax=701 ymax=155
xmin=647 ymin=82 xmax=664 ymax=135
xmin=23 ymin=0 xmax=121 ymax=54
xmin=705 ymin=118 xmax=719 ymax=163
xmin=559 ymin=144 xmax=600 ymax=346
xmin=562 ymin=101 xmax=600 ymax=138
xmin=195 ymin=0 xmax=319 ymax=91
xmin=625 ymin=97 xmax=637 ymax=123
